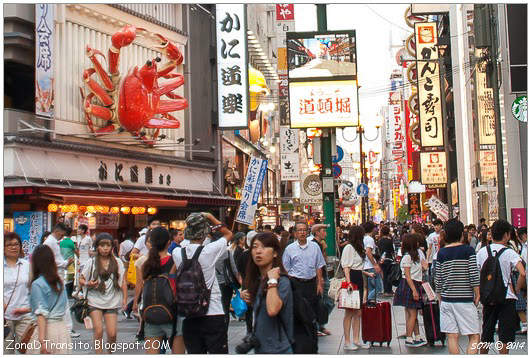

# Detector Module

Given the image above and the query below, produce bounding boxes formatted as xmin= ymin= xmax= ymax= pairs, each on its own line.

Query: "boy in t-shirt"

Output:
xmin=476 ymin=219 xmax=526 ymax=354
xmin=59 ymin=226 xmax=78 ymax=297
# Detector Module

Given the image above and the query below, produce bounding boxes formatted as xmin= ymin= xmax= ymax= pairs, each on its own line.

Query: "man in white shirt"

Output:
xmin=131 ymin=218 xmax=160 ymax=258
xmin=476 ymin=219 xmax=526 ymax=354
xmin=362 ymin=221 xmax=382 ymax=301
xmin=426 ymin=219 xmax=443 ymax=284
xmin=43 ymin=222 xmax=79 ymax=338
xmin=76 ymin=224 xmax=93 ymax=270
xmin=172 ymin=212 xmax=233 ymax=354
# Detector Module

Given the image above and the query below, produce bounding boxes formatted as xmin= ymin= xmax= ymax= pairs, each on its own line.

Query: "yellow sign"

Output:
xmin=475 ymin=66 xmax=496 ymax=145
xmin=277 ymin=47 xmax=287 ymax=71
xmin=420 ymin=151 xmax=447 ymax=185
xmin=479 ymin=150 xmax=497 ymax=183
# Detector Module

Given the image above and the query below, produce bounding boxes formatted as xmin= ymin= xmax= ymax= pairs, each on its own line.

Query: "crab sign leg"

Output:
xmin=82 ymin=92 xmax=113 ymax=121
xmin=108 ymin=25 xmax=146 ymax=76
xmin=83 ymin=68 xmax=114 ymax=106
xmin=156 ymin=99 xmax=188 ymax=114
xmin=86 ymin=46 xmax=113 ymax=91
xmin=153 ymin=33 xmax=184 ymax=78
xmin=154 ymin=75 xmax=184 ymax=97
xmin=144 ymin=115 xmax=181 ymax=129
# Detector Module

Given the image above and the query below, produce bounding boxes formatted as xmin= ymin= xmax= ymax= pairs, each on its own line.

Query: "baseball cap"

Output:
xmin=184 ymin=213 xmax=209 ymax=241
xmin=246 ymin=230 xmax=258 ymax=247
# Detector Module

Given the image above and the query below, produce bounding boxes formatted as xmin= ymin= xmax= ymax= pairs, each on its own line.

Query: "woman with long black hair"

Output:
xmin=241 ymin=232 xmax=293 ymax=354
xmin=141 ymin=227 xmax=183 ymax=354
xmin=79 ymin=233 xmax=127 ymax=354
xmin=340 ymin=226 xmax=370 ymax=351
xmin=393 ymin=234 xmax=427 ymax=347
xmin=30 ymin=245 xmax=71 ymax=354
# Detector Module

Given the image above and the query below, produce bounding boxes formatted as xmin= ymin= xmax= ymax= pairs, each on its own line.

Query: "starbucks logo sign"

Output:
xmin=511 ymin=95 xmax=527 ymax=123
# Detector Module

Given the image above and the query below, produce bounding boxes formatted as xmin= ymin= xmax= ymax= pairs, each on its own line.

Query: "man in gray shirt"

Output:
xmin=282 ymin=221 xmax=326 ymax=353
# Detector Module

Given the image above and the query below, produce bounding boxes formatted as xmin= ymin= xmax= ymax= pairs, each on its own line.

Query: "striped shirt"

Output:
xmin=434 ymin=244 xmax=480 ymax=302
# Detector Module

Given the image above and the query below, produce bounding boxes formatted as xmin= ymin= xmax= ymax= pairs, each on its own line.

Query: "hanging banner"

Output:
xmin=420 ymin=151 xmax=447 ymax=185
xmin=417 ymin=60 xmax=444 ymax=147
xmin=216 ymin=5 xmax=249 ymax=129
xmin=511 ymin=208 xmax=527 ymax=228
xmin=404 ymin=100 xmax=421 ymax=175
xmin=276 ymin=5 xmax=294 ymax=126
xmin=35 ymin=4 xmax=55 ymax=118
xmin=235 ymin=156 xmax=268 ymax=225
xmin=479 ymin=149 xmax=497 ymax=183
xmin=300 ymin=173 xmax=323 ymax=205
xmin=408 ymin=193 xmax=421 ymax=216
xmin=14 ymin=211 xmax=50 ymax=258
xmin=414 ymin=22 xmax=439 ymax=61
xmin=276 ymin=4 xmax=295 ymax=20
xmin=475 ymin=67 xmax=496 ymax=145
xmin=280 ymin=126 xmax=300 ymax=181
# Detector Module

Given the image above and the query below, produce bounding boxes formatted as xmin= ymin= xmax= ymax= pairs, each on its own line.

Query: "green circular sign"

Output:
xmin=511 ymin=95 xmax=527 ymax=122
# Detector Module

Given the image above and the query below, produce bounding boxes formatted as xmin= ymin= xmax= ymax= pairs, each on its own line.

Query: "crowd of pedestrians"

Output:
xmin=3 ymin=213 xmax=527 ymax=354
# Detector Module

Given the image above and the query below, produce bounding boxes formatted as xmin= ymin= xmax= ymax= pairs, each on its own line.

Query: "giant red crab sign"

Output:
xmin=80 ymin=25 xmax=187 ymax=146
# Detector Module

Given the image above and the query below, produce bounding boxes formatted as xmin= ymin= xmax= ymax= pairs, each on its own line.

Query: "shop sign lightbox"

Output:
xmin=475 ymin=66 xmax=496 ymax=145
xmin=216 ymin=4 xmax=249 ymax=129
xmin=289 ymin=80 xmax=358 ymax=128
xmin=287 ymin=30 xmax=358 ymax=128
xmin=280 ymin=126 xmax=300 ymax=181
xmin=479 ymin=150 xmax=497 ymax=183
xmin=417 ymin=60 xmax=444 ymax=147
xmin=420 ymin=151 xmax=447 ymax=185
xmin=414 ymin=22 xmax=438 ymax=61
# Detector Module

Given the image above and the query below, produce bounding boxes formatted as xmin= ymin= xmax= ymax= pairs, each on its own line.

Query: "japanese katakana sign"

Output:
xmin=417 ymin=60 xmax=444 ymax=147
xmin=420 ymin=151 xmax=447 ymax=185
xmin=216 ymin=5 xmax=248 ymax=129
xmin=35 ymin=4 xmax=55 ymax=118
xmin=235 ymin=156 xmax=268 ymax=225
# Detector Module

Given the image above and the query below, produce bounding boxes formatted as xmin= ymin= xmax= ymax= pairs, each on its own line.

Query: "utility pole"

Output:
xmin=316 ymin=4 xmax=336 ymax=256
xmin=359 ymin=126 xmax=367 ymax=222
xmin=440 ymin=58 xmax=453 ymax=219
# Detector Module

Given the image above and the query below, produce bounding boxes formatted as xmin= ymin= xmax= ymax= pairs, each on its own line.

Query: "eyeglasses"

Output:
xmin=5 ymin=243 xmax=20 ymax=248
xmin=296 ymin=229 xmax=308 ymax=233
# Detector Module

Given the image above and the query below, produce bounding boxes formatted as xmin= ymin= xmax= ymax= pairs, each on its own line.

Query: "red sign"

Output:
xmin=511 ymin=208 xmax=527 ymax=228
xmin=276 ymin=4 xmax=295 ymax=20
xmin=404 ymin=100 xmax=420 ymax=174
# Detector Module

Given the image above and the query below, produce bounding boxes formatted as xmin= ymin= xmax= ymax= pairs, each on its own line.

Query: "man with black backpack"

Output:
xmin=476 ymin=219 xmax=527 ymax=354
xmin=171 ymin=212 xmax=233 ymax=354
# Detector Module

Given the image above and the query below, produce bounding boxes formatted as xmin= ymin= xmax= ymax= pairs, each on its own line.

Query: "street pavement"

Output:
xmin=71 ymin=295 xmax=528 ymax=354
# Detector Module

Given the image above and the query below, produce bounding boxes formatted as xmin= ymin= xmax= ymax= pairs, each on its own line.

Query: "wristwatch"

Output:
xmin=267 ymin=278 xmax=278 ymax=286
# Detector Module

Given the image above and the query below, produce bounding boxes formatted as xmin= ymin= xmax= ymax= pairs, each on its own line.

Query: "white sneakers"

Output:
xmin=343 ymin=342 xmax=371 ymax=351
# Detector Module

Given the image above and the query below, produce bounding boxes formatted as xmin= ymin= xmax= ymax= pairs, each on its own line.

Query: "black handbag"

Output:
xmin=389 ymin=262 xmax=402 ymax=287
xmin=71 ymin=259 xmax=94 ymax=323
xmin=223 ymin=252 xmax=241 ymax=289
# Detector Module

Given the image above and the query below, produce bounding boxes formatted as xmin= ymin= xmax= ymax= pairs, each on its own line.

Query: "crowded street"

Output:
xmin=3 ymin=3 xmax=528 ymax=356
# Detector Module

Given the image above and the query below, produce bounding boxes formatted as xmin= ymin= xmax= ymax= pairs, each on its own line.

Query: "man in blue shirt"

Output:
xmin=282 ymin=221 xmax=326 ymax=353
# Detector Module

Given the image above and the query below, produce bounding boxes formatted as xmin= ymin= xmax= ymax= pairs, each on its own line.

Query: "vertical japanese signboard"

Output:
xmin=276 ymin=4 xmax=295 ymax=126
xmin=408 ymin=193 xmax=421 ymax=216
xmin=475 ymin=66 xmax=496 ymax=145
xmin=216 ymin=5 xmax=249 ymax=129
xmin=35 ymin=4 xmax=55 ymax=118
xmin=235 ymin=156 xmax=268 ymax=225
xmin=415 ymin=22 xmax=443 ymax=148
xmin=14 ymin=211 xmax=49 ymax=258
xmin=420 ymin=151 xmax=447 ymax=185
xmin=287 ymin=30 xmax=358 ymax=128
xmin=280 ymin=126 xmax=300 ymax=181
xmin=479 ymin=150 xmax=497 ymax=183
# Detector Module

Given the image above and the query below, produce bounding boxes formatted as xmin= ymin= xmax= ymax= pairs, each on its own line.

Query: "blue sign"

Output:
xmin=332 ymin=164 xmax=342 ymax=178
xmin=14 ymin=211 xmax=49 ymax=258
xmin=356 ymin=183 xmax=369 ymax=197
xmin=332 ymin=145 xmax=344 ymax=163
xmin=236 ymin=156 xmax=269 ymax=225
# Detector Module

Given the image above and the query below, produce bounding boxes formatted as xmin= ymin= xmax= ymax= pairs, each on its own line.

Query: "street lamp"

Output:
xmin=342 ymin=123 xmax=381 ymax=223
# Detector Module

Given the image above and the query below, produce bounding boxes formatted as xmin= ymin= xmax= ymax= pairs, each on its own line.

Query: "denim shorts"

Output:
xmin=144 ymin=316 xmax=184 ymax=339
xmin=88 ymin=306 xmax=119 ymax=315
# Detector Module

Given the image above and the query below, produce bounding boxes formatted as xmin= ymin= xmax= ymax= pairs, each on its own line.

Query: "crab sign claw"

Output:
xmin=154 ymin=33 xmax=183 ymax=65
xmin=109 ymin=25 xmax=146 ymax=76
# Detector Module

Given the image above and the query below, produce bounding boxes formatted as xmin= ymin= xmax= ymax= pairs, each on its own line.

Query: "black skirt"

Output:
xmin=349 ymin=269 xmax=365 ymax=301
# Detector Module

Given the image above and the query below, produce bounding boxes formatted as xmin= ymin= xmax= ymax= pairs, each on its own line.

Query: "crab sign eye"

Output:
xmin=146 ymin=60 xmax=152 ymax=67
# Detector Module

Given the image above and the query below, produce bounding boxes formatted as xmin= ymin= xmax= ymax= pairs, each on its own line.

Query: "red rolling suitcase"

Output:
xmin=361 ymin=301 xmax=392 ymax=346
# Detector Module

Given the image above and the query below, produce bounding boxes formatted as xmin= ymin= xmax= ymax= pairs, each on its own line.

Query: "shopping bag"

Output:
xmin=127 ymin=256 xmax=137 ymax=286
xmin=337 ymin=286 xmax=360 ymax=310
xmin=328 ymin=262 xmax=345 ymax=301
xmin=230 ymin=290 xmax=248 ymax=317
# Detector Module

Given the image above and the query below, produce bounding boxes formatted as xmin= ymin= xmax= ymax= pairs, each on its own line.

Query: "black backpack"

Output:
xmin=480 ymin=246 xmax=508 ymax=306
xmin=175 ymin=246 xmax=212 ymax=317
xmin=142 ymin=267 xmax=177 ymax=324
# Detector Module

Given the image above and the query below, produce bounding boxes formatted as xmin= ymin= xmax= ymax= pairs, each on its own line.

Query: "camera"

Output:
xmin=235 ymin=334 xmax=260 ymax=354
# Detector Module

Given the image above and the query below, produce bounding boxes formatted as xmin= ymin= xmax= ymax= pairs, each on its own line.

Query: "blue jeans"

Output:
xmin=366 ymin=268 xmax=383 ymax=301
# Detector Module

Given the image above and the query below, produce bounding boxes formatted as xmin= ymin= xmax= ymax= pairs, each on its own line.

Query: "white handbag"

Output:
xmin=328 ymin=262 xmax=345 ymax=301
xmin=337 ymin=287 xmax=360 ymax=310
